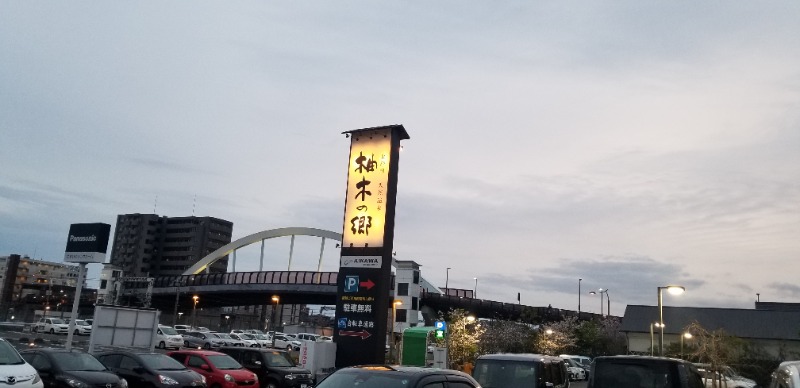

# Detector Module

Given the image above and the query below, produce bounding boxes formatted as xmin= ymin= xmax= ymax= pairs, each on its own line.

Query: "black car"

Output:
xmin=20 ymin=348 xmax=129 ymax=388
xmin=96 ymin=350 xmax=207 ymax=388
xmin=218 ymin=347 xmax=314 ymax=388
xmin=473 ymin=353 xmax=570 ymax=388
xmin=588 ymin=355 xmax=705 ymax=388
xmin=316 ymin=365 xmax=480 ymax=388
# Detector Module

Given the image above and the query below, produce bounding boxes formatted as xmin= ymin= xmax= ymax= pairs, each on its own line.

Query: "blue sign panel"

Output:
xmin=435 ymin=320 xmax=447 ymax=331
xmin=344 ymin=275 xmax=359 ymax=292
xmin=338 ymin=318 xmax=348 ymax=329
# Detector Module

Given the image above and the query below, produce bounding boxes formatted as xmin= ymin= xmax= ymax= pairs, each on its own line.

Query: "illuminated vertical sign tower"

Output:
xmin=335 ymin=125 xmax=409 ymax=367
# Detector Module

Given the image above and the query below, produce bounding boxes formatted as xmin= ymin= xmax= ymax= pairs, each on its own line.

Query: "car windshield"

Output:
xmin=255 ymin=334 xmax=268 ymax=340
xmin=206 ymin=355 xmax=242 ymax=370
xmin=240 ymin=334 xmax=255 ymax=340
xmin=75 ymin=320 xmax=87 ymax=325
xmin=318 ymin=370 xmax=418 ymax=388
xmin=0 ymin=341 xmax=25 ymax=365
xmin=161 ymin=327 xmax=179 ymax=335
xmin=473 ymin=360 xmax=538 ymax=388
xmin=51 ymin=352 xmax=107 ymax=371
xmin=264 ymin=351 xmax=294 ymax=367
xmin=50 ymin=318 xmax=66 ymax=324
xmin=215 ymin=333 xmax=233 ymax=339
xmin=139 ymin=354 xmax=187 ymax=371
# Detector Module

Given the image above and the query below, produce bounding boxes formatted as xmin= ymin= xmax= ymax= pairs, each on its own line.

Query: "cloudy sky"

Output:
xmin=2 ymin=2 xmax=798 ymax=317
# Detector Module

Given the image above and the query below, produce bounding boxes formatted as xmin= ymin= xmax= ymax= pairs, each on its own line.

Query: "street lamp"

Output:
xmin=681 ymin=332 xmax=693 ymax=359
xmin=473 ymin=277 xmax=478 ymax=299
xmin=390 ymin=300 xmax=402 ymax=362
xmin=270 ymin=295 xmax=280 ymax=348
xmin=445 ymin=268 xmax=451 ymax=295
xmin=578 ymin=278 xmax=582 ymax=316
xmin=658 ymin=285 xmax=685 ymax=356
xmin=192 ymin=295 xmax=199 ymax=329
xmin=589 ymin=288 xmax=608 ymax=316
xmin=650 ymin=323 xmax=663 ymax=356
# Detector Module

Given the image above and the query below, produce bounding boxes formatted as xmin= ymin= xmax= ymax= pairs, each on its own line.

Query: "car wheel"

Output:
xmin=266 ymin=382 xmax=278 ymax=388
xmin=49 ymin=328 xmax=55 ymax=334
xmin=74 ymin=329 xmax=80 ymax=335
xmin=184 ymin=340 xmax=190 ymax=347
xmin=286 ymin=345 xmax=292 ymax=351
xmin=159 ymin=341 xmax=166 ymax=349
xmin=204 ymin=342 xmax=211 ymax=349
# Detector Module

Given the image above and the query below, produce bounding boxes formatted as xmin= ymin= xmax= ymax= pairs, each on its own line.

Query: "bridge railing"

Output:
xmin=151 ymin=271 xmax=339 ymax=288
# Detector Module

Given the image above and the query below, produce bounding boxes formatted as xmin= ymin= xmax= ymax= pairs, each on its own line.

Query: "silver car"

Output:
xmin=182 ymin=331 xmax=225 ymax=349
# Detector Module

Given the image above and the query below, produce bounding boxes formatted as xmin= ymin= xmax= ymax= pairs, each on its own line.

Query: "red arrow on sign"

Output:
xmin=339 ymin=330 xmax=372 ymax=340
xmin=359 ymin=279 xmax=375 ymax=290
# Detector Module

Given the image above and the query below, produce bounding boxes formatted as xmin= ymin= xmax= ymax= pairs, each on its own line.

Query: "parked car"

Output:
xmin=770 ymin=361 xmax=800 ymax=388
xmin=271 ymin=334 xmax=301 ymax=351
xmin=167 ymin=349 xmax=258 ymax=388
xmin=183 ymin=331 xmax=226 ymax=349
xmin=694 ymin=363 xmax=757 ymax=388
xmin=218 ymin=347 xmax=314 ymax=388
xmin=173 ymin=325 xmax=194 ymax=334
xmin=230 ymin=333 xmax=261 ymax=347
xmin=32 ymin=318 xmax=69 ymax=334
xmin=318 ymin=336 xmax=332 ymax=342
xmin=20 ymin=348 xmax=128 ymax=388
xmin=473 ymin=353 xmax=570 ymax=388
xmin=560 ymin=354 xmax=592 ymax=375
xmin=156 ymin=325 xmax=185 ymax=349
xmin=66 ymin=319 xmax=92 ymax=336
xmin=253 ymin=334 xmax=272 ymax=347
xmin=0 ymin=337 xmax=43 ymax=388
xmin=210 ymin=332 xmax=246 ymax=347
xmin=96 ymin=350 xmax=207 ymax=388
xmin=588 ymin=356 xmax=704 ymax=388
xmin=295 ymin=333 xmax=319 ymax=342
xmin=317 ymin=365 xmax=479 ymax=388
xmin=562 ymin=358 xmax=587 ymax=381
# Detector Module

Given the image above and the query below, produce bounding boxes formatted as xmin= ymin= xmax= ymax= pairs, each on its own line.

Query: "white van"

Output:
xmin=0 ymin=338 xmax=43 ymax=387
xmin=156 ymin=325 xmax=184 ymax=349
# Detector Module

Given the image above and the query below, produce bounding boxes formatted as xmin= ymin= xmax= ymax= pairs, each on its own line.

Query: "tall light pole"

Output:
xmin=680 ymin=332 xmax=692 ymax=359
xmin=650 ymin=322 xmax=663 ymax=356
xmin=445 ymin=268 xmax=451 ymax=295
xmin=589 ymin=288 xmax=608 ymax=316
xmin=192 ymin=295 xmax=199 ymax=329
xmin=578 ymin=278 xmax=582 ymax=316
xmin=658 ymin=285 xmax=685 ymax=356
xmin=390 ymin=300 xmax=402 ymax=363
xmin=473 ymin=277 xmax=478 ymax=299
xmin=270 ymin=295 xmax=280 ymax=348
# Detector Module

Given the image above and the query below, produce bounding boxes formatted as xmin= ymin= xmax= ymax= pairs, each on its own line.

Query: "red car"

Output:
xmin=168 ymin=349 xmax=259 ymax=388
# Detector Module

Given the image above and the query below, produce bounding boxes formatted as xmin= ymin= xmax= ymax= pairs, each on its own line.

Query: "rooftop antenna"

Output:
xmin=192 ymin=194 xmax=197 ymax=216
xmin=153 ymin=195 xmax=158 ymax=214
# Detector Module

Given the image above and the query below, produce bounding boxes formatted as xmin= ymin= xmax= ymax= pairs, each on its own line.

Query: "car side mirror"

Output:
xmin=200 ymin=364 xmax=211 ymax=371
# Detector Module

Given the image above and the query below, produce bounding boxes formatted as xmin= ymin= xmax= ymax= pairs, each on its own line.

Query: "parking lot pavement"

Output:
xmin=571 ymin=380 xmax=588 ymax=388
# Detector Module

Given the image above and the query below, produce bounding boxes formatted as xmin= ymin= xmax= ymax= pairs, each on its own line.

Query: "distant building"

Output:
xmin=621 ymin=304 xmax=800 ymax=359
xmin=109 ymin=214 xmax=233 ymax=278
xmin=0 ymin=254 xmax=83 ymax=303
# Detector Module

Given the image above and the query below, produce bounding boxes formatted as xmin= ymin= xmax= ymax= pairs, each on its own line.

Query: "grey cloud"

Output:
xmin=768 ymin=283 xmax=800 ymax=298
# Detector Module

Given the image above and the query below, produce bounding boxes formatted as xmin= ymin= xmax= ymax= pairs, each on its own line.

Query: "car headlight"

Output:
xmin=253 ymin=373 xmax=258 ymax=381
xmin=224 ymin=374 xmax=235 ymax=382
xmin=159 ymin=374 xmax=180 ymax=385
xmin=64 ymin=378 xmax=91 ymax=388
xmin=32 ymin=374 xmax=41 ymax=384
xmin=200 ymin=375 xmax=206 ymax=384
xmin=119 ymin=378 xmax=128 ymax=388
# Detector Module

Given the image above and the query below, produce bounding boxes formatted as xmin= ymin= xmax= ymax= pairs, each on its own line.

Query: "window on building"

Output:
xmin=412 ymin=297 xmax=418 ymax=310
xmin=397 ymin=283 xmax=409 ymax=296
xmin=413 ymin=270 xmax=419 ymax=284
xmin=395 ymin=309 xmax=407 ymax=323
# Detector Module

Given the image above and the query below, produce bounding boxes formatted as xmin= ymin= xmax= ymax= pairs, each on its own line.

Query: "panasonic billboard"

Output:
xmin=64 ymin=223 xmax=111 ymax=263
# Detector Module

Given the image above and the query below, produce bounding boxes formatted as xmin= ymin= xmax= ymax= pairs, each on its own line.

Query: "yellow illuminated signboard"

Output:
xmin=343 ymin=132 xmax=391 ymax=248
